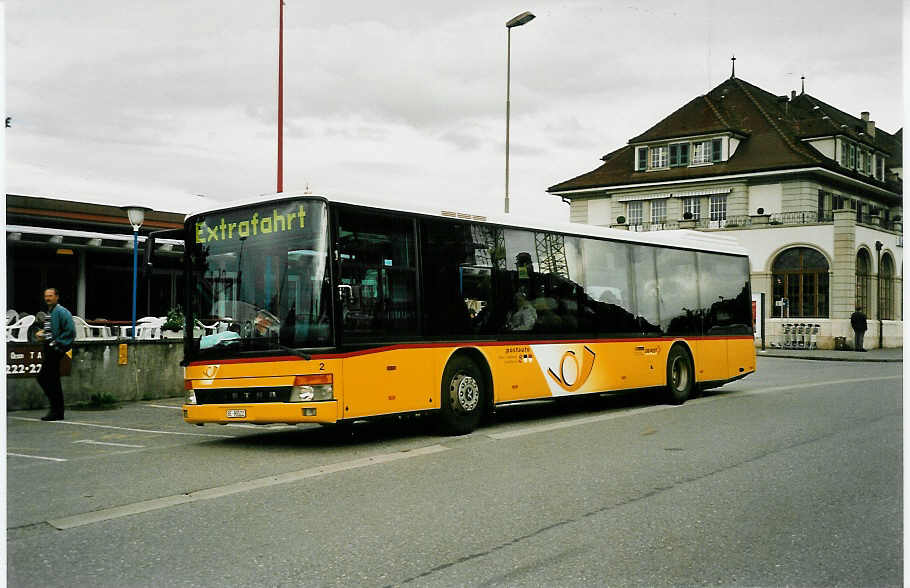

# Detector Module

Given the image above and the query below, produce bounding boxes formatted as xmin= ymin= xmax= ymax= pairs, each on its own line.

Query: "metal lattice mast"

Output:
xmin=534 ymin=232 xmax=569 ymax=279
xmin=471 ymin=225 xmax=506 ymax=270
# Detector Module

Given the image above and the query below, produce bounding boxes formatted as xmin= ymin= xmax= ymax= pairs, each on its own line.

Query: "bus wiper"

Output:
xmin=276 ymin=344 xmax=312 ymax=361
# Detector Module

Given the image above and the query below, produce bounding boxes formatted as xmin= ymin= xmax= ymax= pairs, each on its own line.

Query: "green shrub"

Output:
xmin=163 ymin=306 xmax=185 ymax=331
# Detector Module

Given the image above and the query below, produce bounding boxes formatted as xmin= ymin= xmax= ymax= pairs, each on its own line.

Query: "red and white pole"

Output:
xmin=277 ymin=0 xmax=284 ymax=193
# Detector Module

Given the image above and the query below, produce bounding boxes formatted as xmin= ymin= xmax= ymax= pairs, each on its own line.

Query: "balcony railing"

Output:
xmin=629 ymin=221 xmax=680 ymax=232
xmin=623 ymin=211 xmax=901 ymax=233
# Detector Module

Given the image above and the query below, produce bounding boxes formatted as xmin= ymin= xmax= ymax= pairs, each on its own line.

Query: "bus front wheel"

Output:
xmin=439 ymin=355 xmax=485 ymax=435
xmin=665 ymin=345 xmax=694 ymax=405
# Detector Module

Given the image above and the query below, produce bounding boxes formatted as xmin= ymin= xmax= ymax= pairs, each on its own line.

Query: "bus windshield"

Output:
xmin=187 ymin=199 xmax=331 ymax=358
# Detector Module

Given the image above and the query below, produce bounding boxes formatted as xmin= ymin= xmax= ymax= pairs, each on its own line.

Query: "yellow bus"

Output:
xmin=177 ymin=193 xmax=755 ymax=434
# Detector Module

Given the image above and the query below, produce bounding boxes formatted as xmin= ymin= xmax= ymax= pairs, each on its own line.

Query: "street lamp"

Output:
xmin=122 ymin=206 xmax=152 ymax=339
xmin=504 ymin=10 xmax=535 ymax=215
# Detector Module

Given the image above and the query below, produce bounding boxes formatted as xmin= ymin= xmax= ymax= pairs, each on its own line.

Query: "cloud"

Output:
xmin=4 ymin=0 xmax=902 ymax=223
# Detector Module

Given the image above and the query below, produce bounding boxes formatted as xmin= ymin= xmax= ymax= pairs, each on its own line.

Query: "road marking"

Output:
xmin=733 ymin=375 xmax=902 ymax=397
xmin=489 ymin=375 xmax=903 ymax=440
xmin=7 ymin=452 xmax=68 ymax=462
xmin=9 ymin=417 xmax=235 ymax=438
xmin=73 ymin=440 xmax=146 ymax=448
xmin=145 ymin=404 xmax=183 ymax=410
xmin=47 ymin=444 xmax=449 ymax=530
xmin=489 ymin=404 xmax=673 ymax=439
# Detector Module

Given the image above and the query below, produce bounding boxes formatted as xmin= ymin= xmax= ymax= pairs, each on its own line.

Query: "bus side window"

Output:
xmin=419 ymin=219 xmax=490 ymax=336
xmin=337 ymin=210 xmax=417 ymax=342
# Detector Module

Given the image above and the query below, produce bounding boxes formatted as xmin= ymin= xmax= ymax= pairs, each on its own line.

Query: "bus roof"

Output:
xmin=186 ymin=191 xmax=749 ymax=257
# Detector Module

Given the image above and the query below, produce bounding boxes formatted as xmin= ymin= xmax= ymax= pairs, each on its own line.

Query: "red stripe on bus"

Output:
xmin=187 ymin=335 xmax=754 ymax=366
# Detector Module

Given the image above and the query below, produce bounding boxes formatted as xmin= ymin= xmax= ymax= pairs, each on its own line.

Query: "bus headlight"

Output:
xmin=185 ymin=390 xmax=198 ymax=405
xmin=290 ymin=374 xmax=333 ymax=402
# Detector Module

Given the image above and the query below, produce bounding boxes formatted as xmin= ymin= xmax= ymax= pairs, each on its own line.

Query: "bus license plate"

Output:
xmin=226 ymin=409 xmax=246 ymax=418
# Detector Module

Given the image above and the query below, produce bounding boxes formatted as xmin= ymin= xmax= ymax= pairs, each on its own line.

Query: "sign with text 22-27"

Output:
xmin=6 ymin=346 xmax=71 ymax=378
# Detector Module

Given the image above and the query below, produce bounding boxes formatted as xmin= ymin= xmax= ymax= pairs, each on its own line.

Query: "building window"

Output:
xmin=636 ymin=147 xmax=648 ymax=171
xmin=627 ymin=201 xmax=642 ymax=226
xmin=879 ymin=253 xmax=894 ymax=320
xmin=856 ymin=249 xmax=871 ymax=315
xmin=840 ymin=140 xmax=849 ymax=167
xmin=772 ymin=247 xmax=829 ymax=318
xmin=650 ymin=199 xmax=667 ymax=225
xmin=649 ymin=146 xmax=668 ymax=169
xmin=848 ymin=143 xmax=856 ymax=169
xmin=876 ymin=155 xmax=885 ymax=180
xmin=818 ymin=190 xmax=830 ymax=220
xmin=669 ymin=143 xmax=689 ymax=167
xmin=863 ymin=150 xmax=872 ymax=175
xmin=709 ymin=195 xmax=727 ymax=227
xmin=683 ymin=197 xmax=701 ymax=220
xmin=712 ymin=138 xmax=723 ymax=162
xmin=691 ymin=141 xmax=712 ymax=165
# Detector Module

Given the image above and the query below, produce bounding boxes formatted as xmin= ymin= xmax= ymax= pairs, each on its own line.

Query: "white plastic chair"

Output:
xmin=119 ymin=317 xmax=166 ymax=339
xmin=73 ymin=316 xmax=115 ymax=340
xmin=137 ymin=317 xmax=166 ymax=339
xmin=6 ymin=315 xmax=35 ymax=342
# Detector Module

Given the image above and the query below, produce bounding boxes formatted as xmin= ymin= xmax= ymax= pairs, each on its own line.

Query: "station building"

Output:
xmin=5 ymin=193 xmax=203 ymax=321
xmin=548 ymin=76 xmax=902 ymax=349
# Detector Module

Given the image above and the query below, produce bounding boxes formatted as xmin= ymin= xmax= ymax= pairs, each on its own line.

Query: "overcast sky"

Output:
xmin=5 ymin=0 xmax=904 ymax=222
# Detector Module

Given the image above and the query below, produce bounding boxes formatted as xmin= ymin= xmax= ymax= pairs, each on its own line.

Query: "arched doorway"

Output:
xmin=879 ymin=253 xmax=895 ymax=320
xmin=772 ymin=247 xmax=829 ymax=317
xmin=856 ymin=249 xmax=872 ymax=314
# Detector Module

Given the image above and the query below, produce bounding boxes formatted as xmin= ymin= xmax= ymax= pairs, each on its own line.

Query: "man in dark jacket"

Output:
xmin=850 ymin=305 xmax=868 ymax=352
xmin=36 ymin=288 xmax=75 ymax=420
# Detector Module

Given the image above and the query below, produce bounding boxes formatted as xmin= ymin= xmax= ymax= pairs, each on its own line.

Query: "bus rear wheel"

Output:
xmin=665 ymin=345 xmax=694 ymax=405
xmin=439 ymin=355 xmax=485 ymax=435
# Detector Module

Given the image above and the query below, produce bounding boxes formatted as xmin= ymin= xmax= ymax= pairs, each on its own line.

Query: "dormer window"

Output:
xmin=669 ymin=143 xmax=689 ymax=167
xmin=635 ymin=137 xmax=724 ymax=171
xmin=636 ymin=146 xmax=648 ymax=170
xmin=650 ymin=145 xmax=668 ymax=169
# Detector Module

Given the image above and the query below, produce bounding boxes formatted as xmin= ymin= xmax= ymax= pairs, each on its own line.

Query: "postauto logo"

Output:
xmin=546 ymin=346 xmax=596 ymax=392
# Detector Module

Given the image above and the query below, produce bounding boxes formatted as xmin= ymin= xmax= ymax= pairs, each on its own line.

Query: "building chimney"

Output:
xmin=861 ymin=111 xmax=870 ymax=122
xmin=867 ymin=120 xmax=876 ymax=138
xmin=791 ymin=90 xmax=796 ymax=99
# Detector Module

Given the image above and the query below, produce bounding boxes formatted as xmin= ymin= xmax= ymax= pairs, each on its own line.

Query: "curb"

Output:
xmin=757 ymin=351 xmax=903 ymax=363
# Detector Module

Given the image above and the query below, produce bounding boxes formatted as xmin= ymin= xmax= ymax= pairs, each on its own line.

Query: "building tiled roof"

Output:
xmin=548 ymin=77 xmax=902 ymax=197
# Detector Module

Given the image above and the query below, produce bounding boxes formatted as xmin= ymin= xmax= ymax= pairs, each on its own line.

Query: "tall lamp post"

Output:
xmin=504 ymin=11 xmax=535 ymax=214
xmin=122 ymin=206 xmax=151 ymax=339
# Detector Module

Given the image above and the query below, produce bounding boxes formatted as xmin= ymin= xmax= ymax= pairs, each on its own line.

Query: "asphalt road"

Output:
xmin=6 ymin=356 xmax=902 ymax=587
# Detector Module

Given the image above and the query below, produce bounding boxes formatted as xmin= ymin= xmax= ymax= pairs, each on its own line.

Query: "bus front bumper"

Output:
xmin=183 ymin=401 xmax=339 ymax=425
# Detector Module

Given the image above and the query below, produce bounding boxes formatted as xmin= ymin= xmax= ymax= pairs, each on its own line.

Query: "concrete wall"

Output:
xmin=6 ymin=340 xmax=185 ymax=411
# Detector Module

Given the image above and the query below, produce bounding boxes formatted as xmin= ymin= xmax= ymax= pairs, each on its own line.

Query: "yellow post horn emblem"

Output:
xmin=547 ymin=346 xmax=596 ymax=392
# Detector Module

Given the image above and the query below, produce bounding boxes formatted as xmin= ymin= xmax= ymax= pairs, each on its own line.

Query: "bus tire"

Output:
xmin=439 ymin=355 xmax=485 ymax=435
xmin=665 ymin=345 xmax=694 ymax=405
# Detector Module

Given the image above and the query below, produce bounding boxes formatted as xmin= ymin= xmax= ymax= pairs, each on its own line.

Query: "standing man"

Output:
xmin=35 ymin=288 xmax=75 ymax=420
xmin=850 ymin=304 xmax=868 ymax=352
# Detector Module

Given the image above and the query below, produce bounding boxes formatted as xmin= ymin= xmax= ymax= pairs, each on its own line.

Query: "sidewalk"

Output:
xmin=757 ymin=346 xmax=904 ymax=362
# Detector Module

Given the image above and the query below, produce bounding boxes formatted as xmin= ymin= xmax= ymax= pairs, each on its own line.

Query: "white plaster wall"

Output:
xmin=808 ymin=138 xmax=836 ymax=160
xmin=748 ymin=183 xmax=783 ymax=215
xmin=587 ymin=198 xmax=614 ymax=225
xmin=855 ymin=226 xmax=903 ymax=272
xmin=729 ymin=225 xmax=835 ymax=272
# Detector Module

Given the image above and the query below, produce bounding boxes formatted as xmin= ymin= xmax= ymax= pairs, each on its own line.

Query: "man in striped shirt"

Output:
xmin=35 ymin=287 xmax=75 ymax=421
